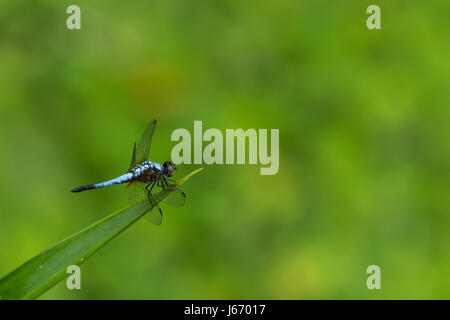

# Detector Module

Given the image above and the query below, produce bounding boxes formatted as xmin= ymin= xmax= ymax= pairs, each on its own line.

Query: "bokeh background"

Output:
xmin=0 ymin=0 xmax=449 ymax=299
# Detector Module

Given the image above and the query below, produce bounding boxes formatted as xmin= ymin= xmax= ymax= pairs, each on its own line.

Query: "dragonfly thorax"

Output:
xmin=131 ymin=161 xmax=162 ymax=181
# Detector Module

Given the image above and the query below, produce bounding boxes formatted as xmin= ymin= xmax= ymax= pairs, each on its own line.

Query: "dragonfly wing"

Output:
xmin=126 ymin=181 xmax=163 ymax=225
xmin=125 ymin=181 xmax=147 ymax=206
xmin=128 ymin=142 xmax=137 ymax=171
xmin=162 ymin=188 xmax=186 ymax=207
xmin=145 ymin=207 xmax=163 ymax=225
xmin=150 ymin=180 xmax=186 ymax=208
xmin=135 ymin=119 xmax=157 ymax=163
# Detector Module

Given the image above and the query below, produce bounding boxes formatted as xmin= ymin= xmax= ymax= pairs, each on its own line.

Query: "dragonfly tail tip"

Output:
xmin=71 ymin=185 xmax=95 ymax=193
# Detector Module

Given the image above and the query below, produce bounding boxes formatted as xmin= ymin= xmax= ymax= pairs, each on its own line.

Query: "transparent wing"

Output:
xmin=128 ymin=142 xmax=137 ymax=171
xmin=125 ymin=181 xmax=147 ymax=206
xmin=162 ymin=188 xmax=186 ymax=207
xmin=145 ymin=206 xmax=163 ymax=225
xmin=126 ymin=181 xmax=162 ymax=225
xmin=151 ymin=179 xmax=186 ymax=207
xmin=135 ymin=120 xmax=157 ymax=163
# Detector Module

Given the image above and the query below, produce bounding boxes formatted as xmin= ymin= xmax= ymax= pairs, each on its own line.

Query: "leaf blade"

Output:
xmin=0 ymin=168 xmax=203 ymax=300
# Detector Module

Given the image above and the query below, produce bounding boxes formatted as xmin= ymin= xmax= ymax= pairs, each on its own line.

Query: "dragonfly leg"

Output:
xmin=145 ymin=181 xmax=157 ymax=207
xmin=146 ymin=192 xmax=160 ymax=209
xmin=147 ymin=181 xmax=163 ymax=221
xmin=157 ymin=178 xmax=167 ymax=191
xmin=146 ymin=191 xmax=163 ymax=222
xmin=145 ymin=180 xmax=157 ymax=193
xmin=165 ymin=178 xmax=178 ymax=186
xmin=163 ymin=177 xmax=186 ymax=198
xmin=161 ymin=177 xmax=172 ymax=189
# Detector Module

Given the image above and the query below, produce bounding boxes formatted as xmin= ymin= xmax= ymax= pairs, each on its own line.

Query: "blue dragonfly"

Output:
xmin=71 ymin=120 xmax=186 ymax=225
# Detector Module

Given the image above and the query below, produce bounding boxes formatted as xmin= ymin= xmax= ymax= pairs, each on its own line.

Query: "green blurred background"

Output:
xmin=0 ymin=0 xmax=449 ymax=299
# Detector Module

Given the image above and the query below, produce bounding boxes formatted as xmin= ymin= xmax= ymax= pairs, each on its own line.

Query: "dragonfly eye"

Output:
xmin=163 ymin=161 xmax=176 ymax=177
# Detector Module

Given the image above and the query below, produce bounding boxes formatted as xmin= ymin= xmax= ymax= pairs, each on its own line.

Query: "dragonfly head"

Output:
xmin=163 ymin=161 xmax=177 ymax=177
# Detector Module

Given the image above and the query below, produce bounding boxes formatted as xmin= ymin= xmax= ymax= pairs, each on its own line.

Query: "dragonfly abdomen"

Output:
xmin=71 ymin=184 xmax=96 ymax=192
xmin=71 ymin=172 xmax=134 ymax=193
xmin=94 ymin=173 xmax=134 ymax=188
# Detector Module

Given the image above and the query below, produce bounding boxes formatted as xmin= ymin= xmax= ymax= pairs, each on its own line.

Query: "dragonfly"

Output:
xmin=71 ymin=120 xmax=186 ymax=225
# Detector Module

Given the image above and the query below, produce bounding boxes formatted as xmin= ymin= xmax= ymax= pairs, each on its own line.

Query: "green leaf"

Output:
xmin=0 ymin=168 xmax=203 ymax=300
